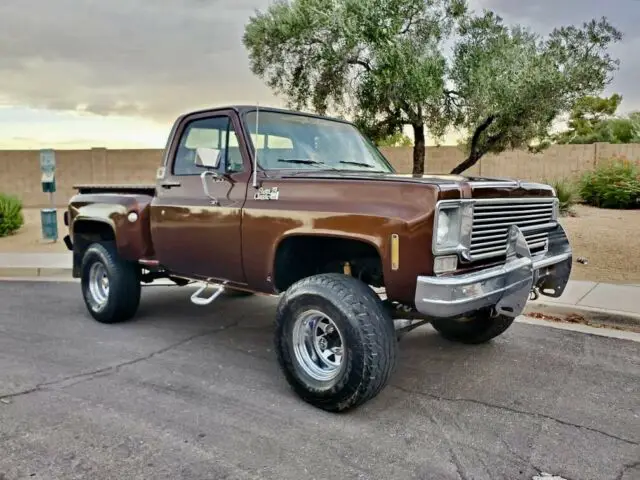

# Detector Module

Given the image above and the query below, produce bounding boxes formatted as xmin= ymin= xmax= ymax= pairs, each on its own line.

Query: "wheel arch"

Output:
xmin=271 ymin=232 xmax=386 ymax=293
xmin=71 ymin=217 xmax=118 ymax=277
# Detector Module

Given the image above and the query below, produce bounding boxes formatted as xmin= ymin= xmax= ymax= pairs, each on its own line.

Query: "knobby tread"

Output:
xmin=81 ymin=241 xmax=141 ymax=324
xmin=274 ymin=273 xmax=398 ymax=412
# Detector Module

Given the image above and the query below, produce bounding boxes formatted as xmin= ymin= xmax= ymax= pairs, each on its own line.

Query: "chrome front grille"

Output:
xmin=469 ymin=199 xmax=557 ymax=261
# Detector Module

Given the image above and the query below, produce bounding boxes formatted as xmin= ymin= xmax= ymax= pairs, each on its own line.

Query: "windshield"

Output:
xmin=242 ymin=110 xmax=395 ymax=173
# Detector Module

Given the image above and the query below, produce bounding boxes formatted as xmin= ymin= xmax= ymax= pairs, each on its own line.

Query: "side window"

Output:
xmin=173 ymin=116 xmax=244 ymax=176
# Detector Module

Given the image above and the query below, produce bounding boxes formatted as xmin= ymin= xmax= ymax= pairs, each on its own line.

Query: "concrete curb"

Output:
xmin=523 ymin=301 xmax=640 ymax=333
xmin=0 ymin=267 xmax=73 ymax=279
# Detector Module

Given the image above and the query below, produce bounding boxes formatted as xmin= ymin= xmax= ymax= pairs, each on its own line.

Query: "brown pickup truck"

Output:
xmin=63 ymin=105 xmax=572 ymax=412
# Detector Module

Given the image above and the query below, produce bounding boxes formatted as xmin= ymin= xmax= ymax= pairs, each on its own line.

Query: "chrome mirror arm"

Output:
xmin=200 ymin=170 xmax=220 ymax=206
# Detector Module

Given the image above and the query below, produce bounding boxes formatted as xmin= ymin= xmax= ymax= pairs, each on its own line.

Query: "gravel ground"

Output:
xmin=560 ymin=205 xmax=640 ymax=284
xmin=2 ymin=205 xmax=640 ymax=284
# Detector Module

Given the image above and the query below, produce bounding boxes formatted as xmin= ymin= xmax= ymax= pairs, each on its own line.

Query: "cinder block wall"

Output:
xmin=1 ymin=143 xmax=638 ymax=207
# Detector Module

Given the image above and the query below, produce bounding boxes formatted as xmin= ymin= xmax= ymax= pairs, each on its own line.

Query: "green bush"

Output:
xmin=0 ymin=193 xmax=24 ymax=237
xmin=549 ymin=178 xmax=577 ymax=216
xmin=578 ymin=158 xmax=640 ymax=209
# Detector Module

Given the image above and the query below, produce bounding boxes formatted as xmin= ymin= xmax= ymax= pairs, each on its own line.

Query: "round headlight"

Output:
xmin=436 ymin=210 xmax=450 ymax=244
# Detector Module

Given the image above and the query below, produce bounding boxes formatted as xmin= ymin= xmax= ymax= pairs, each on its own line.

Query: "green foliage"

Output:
xmin=243 ymin=0 xmax=622 ymax=174
xmin=554 ymin=94 xmax=640 ymax=144
xmin=549 ymin=178 xmax=577 ymax=215
xmin=578 ymin=158 xmax=640 ymax=209
xmin=449 ymin=15 xmax=622 ymax=174
xmin=374 ymin=131 xmax=413 ymax=147
xmin=242 ymin=0 xmax=468 ymax=174
xmin=0 ymin=193 xmax=24 ymax=237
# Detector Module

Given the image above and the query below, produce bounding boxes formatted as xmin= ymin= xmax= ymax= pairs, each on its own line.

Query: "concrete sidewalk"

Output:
xmin=525 ymin=281 xmax=640 ymax=330
xmin=0 ymin=253 xmax=72 ymax=269
xmin=529 ymin=280 xmax=640 ymax=315
xmin=0 ymin=252 xmax=72 ymax=278
xmin=0 ymin=252 xmax=639 ymax=327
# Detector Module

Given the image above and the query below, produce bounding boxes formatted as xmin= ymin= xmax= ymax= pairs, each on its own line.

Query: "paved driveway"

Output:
xmin=0 ymin=281 xmax=638 ymax=480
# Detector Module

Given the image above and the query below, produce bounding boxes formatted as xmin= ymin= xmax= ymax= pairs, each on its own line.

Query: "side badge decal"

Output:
xmin=254 ymin=186 xmax=280 ymax=201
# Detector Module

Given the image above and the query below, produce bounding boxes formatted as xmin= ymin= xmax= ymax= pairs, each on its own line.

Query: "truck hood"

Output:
xmin=277 ymin=170 xmax=555 ymax=198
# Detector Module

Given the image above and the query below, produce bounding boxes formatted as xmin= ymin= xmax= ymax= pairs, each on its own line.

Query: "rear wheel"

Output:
xmin=430 ymin=312 xmax=514 ymax=344
xmin=274 ymin=273 xmax=397 ymax=412
xmin=80 ymin=242 xmax=141 ymax=324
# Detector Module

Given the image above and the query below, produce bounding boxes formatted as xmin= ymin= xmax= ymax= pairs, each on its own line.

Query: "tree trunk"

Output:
xmin=412 ymin=123 xmax=425 ymax=175
xmin=450 ymin=153 xmax=481 ymax=175
xmin=450 ymin=115 xmax=495 ymax=175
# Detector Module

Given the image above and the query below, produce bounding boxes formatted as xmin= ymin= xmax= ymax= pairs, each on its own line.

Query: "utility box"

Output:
xmin=41 ymin=208 xmax=58 ymax=241
xmin=39 ymin=149 xmax=58 ymax=241
xmin=41 ymin=172 xmax=56 ymax=193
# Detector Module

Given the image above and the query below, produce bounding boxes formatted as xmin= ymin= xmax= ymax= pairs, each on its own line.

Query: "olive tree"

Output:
xmin=243 ymin=0 xmax=466 ymax=175
xmin=449 ymin=14 xmax=623 ymax=174
xmin=243 ymin=0 xmax=622 ymax=175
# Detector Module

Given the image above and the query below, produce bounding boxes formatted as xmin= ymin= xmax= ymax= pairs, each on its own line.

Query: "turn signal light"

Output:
xmin=434 ymin=255 xmax=458 ymax=274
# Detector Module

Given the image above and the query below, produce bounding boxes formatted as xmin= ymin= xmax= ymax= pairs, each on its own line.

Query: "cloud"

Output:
xmin=0 ymin=0 xmax=282 ymax=122
xmin=0 ymin=0 xmax=638 ymax=125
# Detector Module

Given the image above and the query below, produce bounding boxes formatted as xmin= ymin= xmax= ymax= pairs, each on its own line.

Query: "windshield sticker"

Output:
xmin=254 ymin=186 xmax=280 ymax=201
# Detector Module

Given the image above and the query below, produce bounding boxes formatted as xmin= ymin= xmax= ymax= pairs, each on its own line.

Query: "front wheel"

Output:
xmin=274 ymin=273 xmax=398 ymax=412
xmin=80 ymin=241 xmax=141 ymax=324
xmin=430 ymin=311 xmax=515 ymax=344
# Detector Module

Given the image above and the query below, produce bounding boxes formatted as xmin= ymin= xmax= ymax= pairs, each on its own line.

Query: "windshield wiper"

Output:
xmin=339 ymin=160 xmax=376 ymax=168
xmin=338 ymin=160 xmax=387 ymax=173
xmin=277 ymin=158 xmax=339 ymax=170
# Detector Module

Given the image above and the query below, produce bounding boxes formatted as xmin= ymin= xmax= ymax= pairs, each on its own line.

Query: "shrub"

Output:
xmin=578 ymin=158 xmax=640 ymax=209
xmin=0 ymin=193 xmax=24 ymax=237
xmin=549 ymin=178 xmax=577 ymax=216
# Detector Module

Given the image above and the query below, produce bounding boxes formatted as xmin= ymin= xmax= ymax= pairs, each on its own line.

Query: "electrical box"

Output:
xmin=41 ymin=208 xmax=58 ymax=241
xmin=41 ymin=171 xmax=56 ymax=193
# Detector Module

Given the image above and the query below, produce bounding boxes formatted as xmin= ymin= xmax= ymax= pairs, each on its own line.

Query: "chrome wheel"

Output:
xmin=88 ymin=262 xmax=109 ymax=311
xmin=292 ymin=310 xmax=345 ymax=382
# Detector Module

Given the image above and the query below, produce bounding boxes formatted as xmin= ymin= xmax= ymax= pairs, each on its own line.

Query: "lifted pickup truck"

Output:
xmin=63 ymin=105 xmax=572 ymax=412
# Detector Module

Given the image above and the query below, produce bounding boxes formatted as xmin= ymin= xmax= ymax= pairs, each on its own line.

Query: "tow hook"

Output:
xmin=529 ymin=287 xmax=540 ymax=301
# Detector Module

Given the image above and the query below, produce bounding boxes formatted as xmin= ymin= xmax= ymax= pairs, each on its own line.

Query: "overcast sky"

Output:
xmin=0 ymin=0 xmax=637 ymax=149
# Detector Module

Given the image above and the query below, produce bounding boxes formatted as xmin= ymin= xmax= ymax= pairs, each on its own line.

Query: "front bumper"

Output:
xmin=414 ymin=224 xmax=572 ymax=319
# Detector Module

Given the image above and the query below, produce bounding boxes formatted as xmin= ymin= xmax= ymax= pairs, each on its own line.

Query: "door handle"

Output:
xmin=160 ymin=180 xmax=181 ymax=189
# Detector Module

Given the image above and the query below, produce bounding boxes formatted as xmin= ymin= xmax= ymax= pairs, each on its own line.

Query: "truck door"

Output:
xmin=150 ymin=109 xmax=251 ymax=284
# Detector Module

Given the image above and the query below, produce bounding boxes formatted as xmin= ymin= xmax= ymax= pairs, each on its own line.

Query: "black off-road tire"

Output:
xmin=274 ymin=273 xmax=398 ymax=412
xmin=431 ymin=312 xmax=515 ymax=345
xmin=80 ymin=241 xmax=141 ymax=324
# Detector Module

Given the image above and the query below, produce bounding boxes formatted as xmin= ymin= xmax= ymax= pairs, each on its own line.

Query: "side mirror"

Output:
xmin=194 ymin=147 xmax=223 ymax=170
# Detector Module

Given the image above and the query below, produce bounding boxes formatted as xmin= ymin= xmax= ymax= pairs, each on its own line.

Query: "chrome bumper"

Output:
xmin=415 ymin=224 xmax=572 ymax=319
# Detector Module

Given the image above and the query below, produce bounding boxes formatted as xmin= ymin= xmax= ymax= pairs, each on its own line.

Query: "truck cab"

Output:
xmin=64 ymin=105 xmax=573 ymax=412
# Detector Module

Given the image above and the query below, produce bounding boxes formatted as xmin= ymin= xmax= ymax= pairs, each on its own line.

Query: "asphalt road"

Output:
xmin=0 ymin=281 xmax=638 ymax=480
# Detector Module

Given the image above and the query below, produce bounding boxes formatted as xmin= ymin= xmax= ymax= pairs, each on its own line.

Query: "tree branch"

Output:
xmin=347 ymin=58 xmax=371 ymax=71
xmin=401 ymin=10 xmax=417 ymax=34
xmin=450 ymin=115 xmax=496 ymax=175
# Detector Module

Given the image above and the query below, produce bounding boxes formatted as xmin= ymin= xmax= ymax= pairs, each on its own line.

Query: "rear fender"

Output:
xmin=69 ymin=195 xmax=154 ymax=268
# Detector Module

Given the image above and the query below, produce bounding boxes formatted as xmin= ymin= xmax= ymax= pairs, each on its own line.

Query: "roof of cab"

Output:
xmin=179 ymin=104 xmax=352 ymax=125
